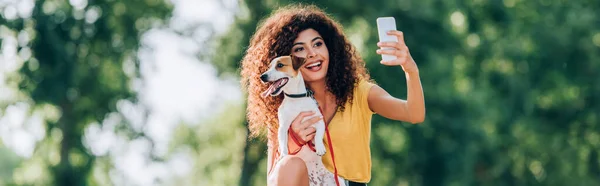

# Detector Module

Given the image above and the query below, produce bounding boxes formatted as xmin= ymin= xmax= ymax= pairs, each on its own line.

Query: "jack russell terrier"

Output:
xmin=261 ymin=55 xmax=345 ymax=186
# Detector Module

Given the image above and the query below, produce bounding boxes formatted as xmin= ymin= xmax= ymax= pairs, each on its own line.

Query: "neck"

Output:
xmin=283 ymin=72 xmax=308 ymax=96
xmin=306 ymin=79 xmax=329 ymax=104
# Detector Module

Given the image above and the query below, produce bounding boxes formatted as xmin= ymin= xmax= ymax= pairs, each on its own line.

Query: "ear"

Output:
xmin=291 ymin=55 xmax=306 ymax=70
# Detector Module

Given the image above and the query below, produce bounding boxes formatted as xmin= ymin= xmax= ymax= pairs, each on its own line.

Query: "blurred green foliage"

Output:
xmin=1 ymin=0 xmax=172 ymax=185
xmin=0 ymin=146 xmax=22 ymax=183
xmin=214 ymin=0 xmax=600 ymax=185
xmin=168 ymin=102 xmax=248 ymax=186
xmin=1 ymin=0 xmax=599 ymax=185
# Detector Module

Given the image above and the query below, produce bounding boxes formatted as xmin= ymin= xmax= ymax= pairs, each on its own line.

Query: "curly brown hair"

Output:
xmin=240 ymin=4 xmax=370 ymax=142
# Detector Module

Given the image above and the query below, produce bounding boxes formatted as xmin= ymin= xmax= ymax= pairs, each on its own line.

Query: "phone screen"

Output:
xmin=377 ymin=17 xmax=398 ymax=61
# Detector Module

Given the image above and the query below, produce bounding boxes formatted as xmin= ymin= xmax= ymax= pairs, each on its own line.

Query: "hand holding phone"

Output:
xmin=377 ymin=17 xmax=398 ymax=62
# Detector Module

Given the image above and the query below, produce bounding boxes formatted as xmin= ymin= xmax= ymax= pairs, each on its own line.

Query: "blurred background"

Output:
xmin=0 ymin=0 xmax=599 ymax=185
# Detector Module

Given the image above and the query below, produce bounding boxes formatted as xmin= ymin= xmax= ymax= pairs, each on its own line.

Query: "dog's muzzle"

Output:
xmin=260 ymin=74 xmax=269 ymax=82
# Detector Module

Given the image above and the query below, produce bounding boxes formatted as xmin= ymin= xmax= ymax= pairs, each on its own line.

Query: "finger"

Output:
xmin=380 ymin=48 xmax=409 ymax=57
xmin=381 ymin=59 xmax=407 ymax=66
xmin=387 ymin=30 xmax=405 ymax=45
xmin=298 ymin=127 xmax=315 ymax=140
xmin=301 ymin=116 xmax=322 ymax=128
xmin=305 ymin=127 xmax=316 ymax=134
xmin=292 ymin=111 xmax=316 ymax=128
xmin=309 ymin=115 xmax=323 ymax=124
xmin=377 ymin=41 xmax=404 ymax=50
xmin=305 ymin=133 xmax=315 ymax=141
xmin=376 ymin=48 xmax=404 ymax=57
xmin=297 ymin=127 xmax=308 ymax=137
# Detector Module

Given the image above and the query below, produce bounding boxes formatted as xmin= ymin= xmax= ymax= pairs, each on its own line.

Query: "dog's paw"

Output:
xmin=315 ymin=145 xmax=326 ymax=156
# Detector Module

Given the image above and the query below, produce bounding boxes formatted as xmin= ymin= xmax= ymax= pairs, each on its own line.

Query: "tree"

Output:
xmin=1 ymin=0 xmax=172 ymax=185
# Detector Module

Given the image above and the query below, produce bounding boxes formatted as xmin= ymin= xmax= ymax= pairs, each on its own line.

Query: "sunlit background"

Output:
xmin=1 ymin=0 xmax=599 ymax=185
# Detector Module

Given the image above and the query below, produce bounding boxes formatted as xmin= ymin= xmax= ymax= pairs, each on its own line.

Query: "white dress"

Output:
xmin=267 ymin=145 xmax=346 ymax=186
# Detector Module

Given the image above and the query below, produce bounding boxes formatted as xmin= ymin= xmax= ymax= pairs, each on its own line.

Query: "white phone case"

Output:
xmin=377 ymin=17 xmax=398 ymax=62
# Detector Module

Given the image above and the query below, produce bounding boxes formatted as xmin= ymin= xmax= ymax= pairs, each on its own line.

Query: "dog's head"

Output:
xmin=260 ymin=55 xmax=306 ymax=97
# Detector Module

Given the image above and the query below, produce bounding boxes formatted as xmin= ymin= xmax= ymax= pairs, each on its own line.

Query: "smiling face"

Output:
xmin=291 ymin=29 xmax=330 ymax=83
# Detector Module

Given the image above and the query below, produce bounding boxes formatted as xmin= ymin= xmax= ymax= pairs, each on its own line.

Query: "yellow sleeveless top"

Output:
xmin=322 ymin=79 xmax=374 ymax=183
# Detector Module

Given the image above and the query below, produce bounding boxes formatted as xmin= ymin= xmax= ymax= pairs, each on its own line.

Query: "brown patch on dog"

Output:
xmin=291 ymin=55 xmax=306 ymax=71
xmin=273 ymin=56 xmax=297 ymax=77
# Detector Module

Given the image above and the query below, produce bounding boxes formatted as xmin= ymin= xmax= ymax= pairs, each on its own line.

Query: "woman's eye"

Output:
xmin=293 ymin=47 xmax=304 ymax=53
xmin=277 ymin=63 xmax=284 ymax=68
xmin=314 ymin=41 xmax=323 ymax=47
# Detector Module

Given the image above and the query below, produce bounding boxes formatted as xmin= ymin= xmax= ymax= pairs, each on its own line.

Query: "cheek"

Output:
xmin=319 ymin=47 xmax=329 ymax=59
xmin=322 ymin=61 xmax=330 ymax=72
xmin=299 ymin=67 xmax=308 ymax=74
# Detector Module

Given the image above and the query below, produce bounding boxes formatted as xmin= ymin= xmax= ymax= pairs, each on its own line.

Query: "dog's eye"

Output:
xmin=276 ymin=63 xmax=284 ymax=68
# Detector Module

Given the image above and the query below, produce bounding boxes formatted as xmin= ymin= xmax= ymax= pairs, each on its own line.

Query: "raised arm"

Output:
xmin=367 ymin=73 xmax=425 ymax=123
xmin=372 ymin=30 xmax=425 ymax=124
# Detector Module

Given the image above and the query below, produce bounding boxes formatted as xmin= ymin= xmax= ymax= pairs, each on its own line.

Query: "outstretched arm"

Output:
xmin=371 ymin=30 xmax=425 ymax=124
xmin=368 ymin=74 xmax=425 ymax=124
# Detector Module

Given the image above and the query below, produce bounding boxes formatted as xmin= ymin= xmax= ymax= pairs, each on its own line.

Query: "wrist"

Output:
xmin=288 ymin=128 xmax=305 ymax=150
xmin=404 ymin=69 xmax=419 ymax=76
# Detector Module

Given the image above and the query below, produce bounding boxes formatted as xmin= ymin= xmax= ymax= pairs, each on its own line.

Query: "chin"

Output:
xmin=303 ymin=73 xmax=327 ymax=82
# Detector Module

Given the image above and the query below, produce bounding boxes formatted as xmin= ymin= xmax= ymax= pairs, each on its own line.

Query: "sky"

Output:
xmin=0 ymin=0 xmax=241 ymax=185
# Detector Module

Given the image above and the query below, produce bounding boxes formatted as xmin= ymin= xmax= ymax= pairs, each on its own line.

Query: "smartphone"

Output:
xmin=377 ymin=17 xmax=398 ymax=62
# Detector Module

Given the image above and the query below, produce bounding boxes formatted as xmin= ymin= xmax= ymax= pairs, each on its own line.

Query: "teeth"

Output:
xmin=306 ymin=62 xmax=321 ymax=68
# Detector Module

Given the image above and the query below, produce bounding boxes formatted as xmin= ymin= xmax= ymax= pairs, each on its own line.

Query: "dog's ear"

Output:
xmin=291 ymin=55 xmax=306 ymax=70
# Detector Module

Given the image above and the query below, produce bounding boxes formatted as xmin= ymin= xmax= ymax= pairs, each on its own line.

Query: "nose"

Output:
xmin=306 ymin=48 xmax=316 ymax=59
xmin=260 ymin=74 xmax=268 ymax=82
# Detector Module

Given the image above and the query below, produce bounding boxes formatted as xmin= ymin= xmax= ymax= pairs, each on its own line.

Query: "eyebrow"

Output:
xmin=293 ymin=37 xmax=323 ymax=46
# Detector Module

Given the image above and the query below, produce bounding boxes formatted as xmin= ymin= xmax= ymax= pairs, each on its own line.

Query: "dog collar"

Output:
xmin=284 ymin=89 xmax=314 ymax=98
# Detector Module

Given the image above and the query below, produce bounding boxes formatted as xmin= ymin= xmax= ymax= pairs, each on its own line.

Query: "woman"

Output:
xmin=240 ymin=4 xmax=425 ymax=186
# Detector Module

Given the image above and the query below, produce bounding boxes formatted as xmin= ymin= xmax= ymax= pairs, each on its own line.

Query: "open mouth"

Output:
xmin=305 ymin=61 xmax=323 ymax=72
xmin=261 ymin=77 xmax=289 ymax=97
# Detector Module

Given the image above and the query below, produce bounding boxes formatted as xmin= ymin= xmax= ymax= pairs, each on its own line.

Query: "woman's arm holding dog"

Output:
xmin=370 ymin=30 xmax=425 ymax=124
xmin=268 ymin=111 xmax=320 ymax=172
xmin=289 ymin=111 xmax=320 ymax=146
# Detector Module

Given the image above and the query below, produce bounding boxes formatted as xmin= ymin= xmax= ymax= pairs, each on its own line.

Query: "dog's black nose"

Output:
xmin=260 ymin=74 xmax=268 ymax=82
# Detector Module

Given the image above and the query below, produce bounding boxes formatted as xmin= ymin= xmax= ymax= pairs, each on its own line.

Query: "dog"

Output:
xmin=260 ymin=55 xmax=327 ymax=156
xmin=261 ymin=55 xmax=345 ymax=186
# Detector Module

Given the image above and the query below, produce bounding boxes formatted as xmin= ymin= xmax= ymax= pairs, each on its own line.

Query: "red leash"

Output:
xmin=288 ymin=128 xmax=316 ymax=154
xmin=319 ymin=107 xmax=341 ymax=186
